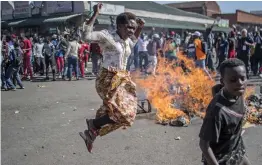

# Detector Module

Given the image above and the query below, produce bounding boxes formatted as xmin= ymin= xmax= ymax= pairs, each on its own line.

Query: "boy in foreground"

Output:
xmin=199 ymin=58 xmax=251 ymax=165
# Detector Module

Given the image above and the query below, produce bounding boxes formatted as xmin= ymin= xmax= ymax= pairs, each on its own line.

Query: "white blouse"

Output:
xmin=82 ymin=24 xmax=137 ymax=70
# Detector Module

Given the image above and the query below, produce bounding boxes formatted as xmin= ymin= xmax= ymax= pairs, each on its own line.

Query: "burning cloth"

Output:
xmin=95 ymin=68 xmax=138 ymax=136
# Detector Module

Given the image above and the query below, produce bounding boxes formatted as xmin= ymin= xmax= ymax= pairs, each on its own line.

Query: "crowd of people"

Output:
xmin=1 ymin=2 xmax=261 ymax=165
xmin=1 ymin=31 xmax=103 ymax=90
xmin=1 ymin=19 xmax=262 ymax=91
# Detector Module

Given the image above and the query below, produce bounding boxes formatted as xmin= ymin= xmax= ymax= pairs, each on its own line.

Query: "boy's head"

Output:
xmin=219 ymin=59 xmax=247 ymax=97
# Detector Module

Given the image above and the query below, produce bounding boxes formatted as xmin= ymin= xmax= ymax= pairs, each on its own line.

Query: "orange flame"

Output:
xmin=133 ymin=52 xmax=215 ymax=124
xmin=133 ymin=51 xmax=260 ymax=125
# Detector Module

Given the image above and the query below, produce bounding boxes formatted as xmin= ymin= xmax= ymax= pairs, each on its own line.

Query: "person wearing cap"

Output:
xmin=147 ymin=33 xmax=161 ymax=75
xmin=237 ymin=29 xmax=254 ymax=79
xmin=137 ymin=33 xmax=150 ymax=72
xmin=193 ymin=31 xmax=212 ymax=79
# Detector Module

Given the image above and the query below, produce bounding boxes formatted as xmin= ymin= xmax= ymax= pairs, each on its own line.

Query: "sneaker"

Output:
xmin=20 ymin=87 xmax=25 ymax=89
xmin=79 ymin=119 xmax=98 ymax=153
xmin=58 ymin=75 xmax=62 ymax=79
xmin=10 ymin=88 xmax=16 ymax=91
xmin=259 ymin=74 xmax=262 ymax=78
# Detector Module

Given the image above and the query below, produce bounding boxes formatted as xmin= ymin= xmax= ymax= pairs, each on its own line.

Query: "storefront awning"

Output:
xmin=7 ymin=18 xmax=45 ymax=27
xmin=213 ymin=26 xmax=231 ymax=33
xmin=141 ymin=17 xmax=206 ymax=30
xmin=1 ymin=21 xmax=8 ymax=28
xmin=43 ymin=13 xmax=83 ymax=23
xmin=96 ymin=15 xmax=112 ymax=25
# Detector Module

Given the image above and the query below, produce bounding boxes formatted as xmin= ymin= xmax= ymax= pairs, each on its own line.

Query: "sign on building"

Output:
xmin=46 ymin=1 xmax=73 ymax=14
xmin=13 ymin=1 xmax=31 ymax=19
xmin=1 ymin=1 xmax=14 ymax=20
xmin=218 ymin=19 xmax=229 ymax=28
xmin=90 ymin=2 xmax=125 ymax=15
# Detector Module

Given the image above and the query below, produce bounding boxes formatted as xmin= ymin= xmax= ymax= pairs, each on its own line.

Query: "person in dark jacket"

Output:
xmin=237 ymin=29 xmax=254 ymax=79
xmin=252 ymin=29 xmax=262 ymax=77
xmin=3 ymin=42 xmax=24 ymax=90
xmin=43 ymin=37 xmax=56 ymax=81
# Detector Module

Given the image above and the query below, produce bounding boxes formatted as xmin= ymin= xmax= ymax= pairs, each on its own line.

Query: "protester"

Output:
xmin=33 ymin=37 xmax=45 ymax=76
xmin=43 ymin=37 xmax=56 ymax=81
xmin=228 ymin=31 xmax=237 ymax=59
xmin=237 ymin=29 xmax=254 ymax=79
xmin=78 ymin=40 xmax=89 ymax=78
xmin=147 ymin=33 xmax=161 ymax=75
xmin=192 ymin=31 xmax=212 ymax=79
xmin=137 ymin=33 xmax=149 ymax=72
xmin=79 ymin=3 xmax=145 ymax=153
xmin=164 ymin=35 xmax=178 ymax=62
xmin=20 ymin=35 xmax=33 ymax=80
xmin=2 ymin=42 xmax=24 ymax=90
xmin=199 ymin=58 xmax=251 ymax=165
xmin=252 ymin=29 xmax=262 ymax=77
xmin=205 ymin=27 xmax=215 ymax=72
xmin=90 ymin=42 xmax=102 ymax=76
xmin=217 ymin=32 xmax=229 ymax=68
xmin=65 ymin=33 xmax=81 ymax=81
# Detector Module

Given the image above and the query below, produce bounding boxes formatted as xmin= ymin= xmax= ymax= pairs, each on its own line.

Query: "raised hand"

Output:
xmin=136 ymin=18 xmax=145 ymax=28
xmin=93 ymin=3 xmax=103 ymax=15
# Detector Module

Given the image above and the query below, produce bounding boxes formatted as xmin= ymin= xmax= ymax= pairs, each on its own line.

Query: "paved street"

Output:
xmin=1 ymin=79 xmax=262 ymax=165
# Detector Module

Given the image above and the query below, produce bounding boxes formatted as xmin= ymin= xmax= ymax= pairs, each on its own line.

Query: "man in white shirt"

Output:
xmin=137 ymin=33 xmax=149 ymax=72
xmin=64 ymin=34 xmax=81 ymax=81
xmin=33 ymin=37 xmax=45 ymax=75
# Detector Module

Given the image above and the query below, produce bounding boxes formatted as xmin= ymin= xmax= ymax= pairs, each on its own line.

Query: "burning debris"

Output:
xmin=245 ymin=94 xmax=262 ymax=124
xmin=134 ymin=52 xmax=262 ymax=126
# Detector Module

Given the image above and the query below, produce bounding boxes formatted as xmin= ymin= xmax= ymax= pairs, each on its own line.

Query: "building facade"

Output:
xmin=1 ymin=1 xmax=124 ymax=36
xmin=213 ymin=10 xmax=262 ymax=31
xmin=166 ymin=1 xmax=221 ymax=17
xmin=250 ymin=10 xmax=262 ymax=16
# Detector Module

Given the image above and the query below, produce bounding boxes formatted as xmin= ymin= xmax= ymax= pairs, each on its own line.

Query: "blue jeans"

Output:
xmin=126 ymin=55 xmax=134 ymax=71
xmin=195 ymin=59 xmax=212 ymax=79
xmin=195 ymin=59 xmax=206 ymax=69
xmin=133 ymin=52 xmax=139 ymax=69
xmin=67 ymin=56 xmax=79 ymax=79
xmin=4 ymin=65 xmax=23 ymax=89
xmin=139 ymin=51 xmax=149 ymax=71
xmin=91 ymin=54 xmax=102 ymax=75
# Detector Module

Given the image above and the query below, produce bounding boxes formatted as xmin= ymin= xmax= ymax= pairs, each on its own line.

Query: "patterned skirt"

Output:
xmin=95 ymin=68 xmax=137 ymax=136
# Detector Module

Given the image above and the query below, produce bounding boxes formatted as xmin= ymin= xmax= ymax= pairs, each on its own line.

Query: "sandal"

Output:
xmin=79 ymin=119 xmax=98 ymax=153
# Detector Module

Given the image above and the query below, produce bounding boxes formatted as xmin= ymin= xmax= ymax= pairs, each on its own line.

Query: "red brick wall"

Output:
xmin=236 ymin=10 xmax=262 ymax=25
xmin=213 ymin=13 xmax=237 ymax=26
xmin=205 ymin=1 xmax=221 ymax=17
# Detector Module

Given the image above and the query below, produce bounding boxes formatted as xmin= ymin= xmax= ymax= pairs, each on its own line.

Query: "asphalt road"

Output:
xmin=1 ymin=79 xmax=262 ymax=165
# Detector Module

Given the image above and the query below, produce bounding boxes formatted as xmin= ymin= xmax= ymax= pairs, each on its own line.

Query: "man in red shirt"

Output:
xmin=20 ymin=35 xmax=33 ymax=80
xmin=78 ymin=40 xmax=89 ymax=78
